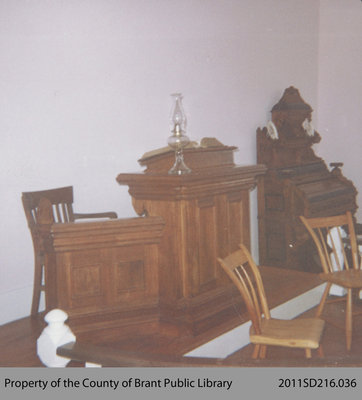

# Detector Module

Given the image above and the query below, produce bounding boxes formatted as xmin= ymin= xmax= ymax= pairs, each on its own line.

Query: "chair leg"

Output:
xmin=317 ymin=345 xmax=324 ymax=358
xmin=346 ymin=288 xmax=353 ymax=351
xmin=305 ymin=348 xmax=312 ymax=359
xmin=31 ymin=254 xmax=43 ymax=316
xmin=316 ymin=282 xmax=332 ymax=317
xmin=252 ymin=344 xmax=260 ymax=359
xmin=251 ymin=344 xmax=267 ymax=359
xmin=259 ymin=345 xmax=267 ymax=359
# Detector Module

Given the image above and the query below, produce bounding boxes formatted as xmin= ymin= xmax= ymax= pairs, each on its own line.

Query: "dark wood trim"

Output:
xmin=57 ymin=341 xmax=362 ymax=367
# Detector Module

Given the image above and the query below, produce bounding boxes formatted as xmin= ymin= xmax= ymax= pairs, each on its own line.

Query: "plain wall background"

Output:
xmin=0 ymin=0 xmax=360 ymax=325
xmin=317 ymin=0 xmax=362 ymax=204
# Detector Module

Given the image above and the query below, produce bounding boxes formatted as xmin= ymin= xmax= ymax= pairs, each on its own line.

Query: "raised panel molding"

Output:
xmin=198 ymin=202 xmax=217 ymax=290
xmin=43 ymin=217 xmax=164 ymax=322
xmin=71 ymin=264 xmax=102 ymax=299
xmin=116 ymin=260 xmax=145 ymax=293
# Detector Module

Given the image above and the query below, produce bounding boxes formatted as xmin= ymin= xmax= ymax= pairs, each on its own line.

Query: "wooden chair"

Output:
xmin=217 ymin=244 xmax=325 ymax=359
xmin=300 ymin=211 xmax=362 ymax=351
xmin=22 ymin=186 xmax=118 ymax=315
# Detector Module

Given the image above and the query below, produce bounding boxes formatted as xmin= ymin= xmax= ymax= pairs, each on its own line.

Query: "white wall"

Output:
xmin=0 ymin=0 xmax=336 ymax=325
xmin=318 ymin=0 xmax=362 ymax=222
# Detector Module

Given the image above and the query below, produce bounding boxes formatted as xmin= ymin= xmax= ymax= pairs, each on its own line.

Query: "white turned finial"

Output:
xmin=37 ymin=309 xmax=76 ymax=367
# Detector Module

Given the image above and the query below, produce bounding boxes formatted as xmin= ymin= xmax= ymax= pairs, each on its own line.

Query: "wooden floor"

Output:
xmin=1 ymin=267 xmax=361 ymax=367
xmin=227 ymin=298 xmax=362 ymax=364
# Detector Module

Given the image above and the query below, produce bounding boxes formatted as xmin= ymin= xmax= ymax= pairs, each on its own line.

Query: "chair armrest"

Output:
xmin=73 ymin=211 xmax=118 ymax=220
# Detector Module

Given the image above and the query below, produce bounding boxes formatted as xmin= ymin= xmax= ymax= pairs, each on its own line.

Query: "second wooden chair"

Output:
xmin=300 ymin=211 xmax=362 ymax=351
xmin=217 ymin=244 xmax=325 ymax=359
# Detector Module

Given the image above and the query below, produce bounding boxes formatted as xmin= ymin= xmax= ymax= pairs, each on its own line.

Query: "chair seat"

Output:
xmin=250 ymin=318 xmax=325 ymax=349
xmin=319 ymin=269 xmax=362 ymax=288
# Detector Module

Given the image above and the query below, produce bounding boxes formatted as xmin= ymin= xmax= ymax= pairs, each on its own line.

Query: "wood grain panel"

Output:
xmin=42 ymin=217 xmax=164 ymax=321
xmin=198 ymin=200 xmax=217 ymax=291
xmin=71 ymin=264 xmax=102 ymax=298
xmin=227 ymin=191 xmax=243 ymax=251
xmin=117 ymin=260 xmax=145 ymax=292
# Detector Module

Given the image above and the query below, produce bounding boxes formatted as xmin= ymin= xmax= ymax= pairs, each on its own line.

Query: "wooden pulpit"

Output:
xmin=117 ymin=140 xmax=266 ymax=334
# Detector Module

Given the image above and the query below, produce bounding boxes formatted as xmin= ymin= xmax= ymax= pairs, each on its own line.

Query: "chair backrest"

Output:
xmin=22 ymin=186 xmax=75 ymax=231
xmin=217 ymin=244 xmax=270 ymax=334
xmin=300 ymin=211 xmax=359 ymax=274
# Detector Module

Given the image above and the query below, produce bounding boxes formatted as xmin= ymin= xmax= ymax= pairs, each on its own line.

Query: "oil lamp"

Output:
xmin=167 ymin=93 xmax=191 ymax=175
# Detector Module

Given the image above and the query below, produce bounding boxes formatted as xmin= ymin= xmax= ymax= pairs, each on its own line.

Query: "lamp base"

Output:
xmin=168 ymin=151 xmax=191 ymax=175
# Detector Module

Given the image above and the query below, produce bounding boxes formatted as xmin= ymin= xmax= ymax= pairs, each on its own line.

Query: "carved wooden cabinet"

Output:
xmin=117 ymin=142 xmax=266 ymax=333
xmin=257 ymin=87 xmax=358 ymax=272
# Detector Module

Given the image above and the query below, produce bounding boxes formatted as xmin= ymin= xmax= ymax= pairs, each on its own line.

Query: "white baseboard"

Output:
xmin=330 ymin=284 xmax=346 ymax=296
xmin=185 ymin=283 xmax=326 ymax=358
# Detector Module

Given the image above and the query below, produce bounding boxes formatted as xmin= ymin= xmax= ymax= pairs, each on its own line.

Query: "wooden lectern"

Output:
xmin=117 ymin=140 xmax=266 ymax=334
